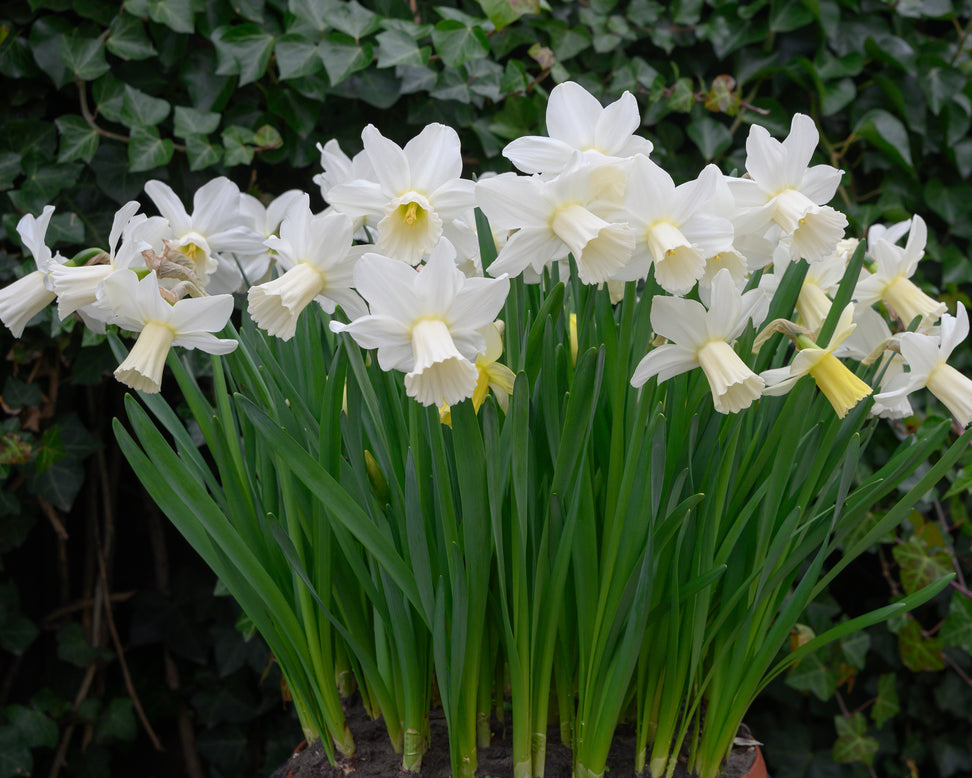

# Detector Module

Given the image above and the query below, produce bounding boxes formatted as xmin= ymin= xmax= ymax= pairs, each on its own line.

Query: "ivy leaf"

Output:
xmin=29 ymin=16 xmax=71 ymax=88
xmin=922 ymin=65 xmax=964 ymax=115
xmin=832 ymin=713 xmax=879 ymax=766
xmin=548 ymin=24 xmax=591 ymax=61
xmin=475 ymin=0 xmax=540 ymax=30
xmin=0 ymin=153 xmax=21 ymax=191
xmin=127 ymin=125 xmax=174 ymax=173
xmin=275 ymin=34 xmax=322 ymax=80
xmin=147 ymin=0 xmax=195 ymax=34
xmin=288 ymin=0 xmax=329 ymax=31
xmin=703 ymin=74 xmax=740 ymax=114
xmin=252 ymin=125 xmax=282 ymax=149
xmin=940 ymin=593 xmax=972 ymax=654
xmin=0 ymin=729 xmax=32 ymax=778
xmin=821 ymin=78 xmax=856 ymax=116
xmin=106 ymin=13 xmax=157 ymax=61
xmin=121 ymin=85 xmax=171 ymax=128
xmin=854 ymin=108 xmax=914 ymax=170
xmin=898 ymin=617 xmax=945 ymax=671
xmin=432 ymin=19 xmax=489 ymax=68
xmin=687 ymin=116 xmax=732 ymax=160
xmin=527 ymin=43 xmax=555 ymax=70
xmin=318 ymin=34 xmax=372 ymax=85
xmin=0 ymin=615 xmax=38 ymax=654
xmin=55 ymin=116 xmax=100 ymax=163
xmin=892 ymin=536 xmax=952 ymax=596
xmin=668 ymin=77 xmax=695 ymax=112
xmin=185 ymin=135 xmax=222 ymax=171
xmin=840 ymin=630 xmax=870 ymax=670
xmin=92 ymin=74 xmax=125 ymax=122
xmin=785 ymin=649 xmax=839 ymax=701
xmin=5 ymin=705 xmax=58 ymax=749
xmin=375 ymin=29 xmax=426 ymax=68
xmin=222 ymin=126 xmax=255 ymax=167
xmin=60 ymin=33 xmax=110 ymax=80
xmin=94 ymin=698 xmax=136 ymax=743
xmin=174 ymin=106 xmax=220 ymax=138
xmin=212 ymin=24 xmax=275 ymax=86
xmin=57 ymin=623 xmax=112 ymax=667
xmin=327 ymin=0 xmax=379 ymax=38
xmin=872 ymin=673 xmax=900 ymax=728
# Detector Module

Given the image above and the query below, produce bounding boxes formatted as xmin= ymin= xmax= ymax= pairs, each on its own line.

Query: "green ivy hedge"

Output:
xmin=1 ymin=1 xmax=971 ymax=776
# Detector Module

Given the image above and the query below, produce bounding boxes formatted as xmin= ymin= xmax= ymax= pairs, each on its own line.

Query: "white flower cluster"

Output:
xmin=1 ymin=82 xmax=969 ymax=426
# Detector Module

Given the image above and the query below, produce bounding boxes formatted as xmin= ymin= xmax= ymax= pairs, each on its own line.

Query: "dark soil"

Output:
xmin=269 ymin=699 xmax=759 ymax=778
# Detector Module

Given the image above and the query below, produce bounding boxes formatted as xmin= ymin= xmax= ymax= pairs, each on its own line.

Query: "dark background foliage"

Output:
xmin=1 ymin=0 xmax=971 ymax=776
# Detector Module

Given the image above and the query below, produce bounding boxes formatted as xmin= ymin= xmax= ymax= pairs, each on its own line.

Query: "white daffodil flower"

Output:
xmin=144 ymin=177 xmax=266 ymax=293
xmin=0 ymin=206 xmax=67 ymax=337
xmin=330 ymin=239 xmax=510 ymax=408
xmin=439 ymin=320 xmax=515 ymax=425
xmin=313 ymin=138 xmax=375 ymax=204
xmin=761 ymin=304 xmax=872 ymax=419
xmin=609 ymin=156 xmax=733 ymax=295
xmin=502 ymin=81 xmax=653 ymax=175
xmin=631 ymin=269 xmax=764 ymax=413
xmin=236 ymin=189 xmax=306 ymax=284
xmin=794 ymin=252 xmax=845 ymax=335
xmin=867 ymin=218 xmax=912 ymax=249
xmin=728 ymin=114 xmax=847 ymax=263
xmin=49 ymin=203 xmax=169 ymax=331
xmin=325 ymin=124 xmax=475 ymax=266
xmin=102 ymin=269 xmax=237 ymax=393
xmin=869 ymin=352 xmax=914 ymax=420
xmin=247 ymin=196 xmax=367 ymax=340
xmin=874 ymin=304 xmax=972 ymax=427
xmin=854 ymin=214 xmax=946 ymax=330
xmin=476 ymin=155 xmax=634 ymax=285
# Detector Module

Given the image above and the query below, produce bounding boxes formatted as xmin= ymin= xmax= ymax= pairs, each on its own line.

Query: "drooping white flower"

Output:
xmin=727 ymin=114 xmax=847 ymax=263
xmin=0 ymin=206 xmax=66 ymax=337
xmin=144 ymin=177 xmax=266 ymax=293
xmin=325 ymin=124 xmax=475 ymax=266
xmin=854 ymin=214 xmax=946 ymax=329
xmin=502 ymin=81 xmax=653 ymax=175
xmin=874 ymin=304 xmax=972 ymax=426
xmin=761 ymin=304 xmax=872 ymax=419
xmin=869 ymin=352 xmax=914 ymax=420
xmin=476 ymin=155 xmax=634 ymax=284
xmin=330 ymin=239 xmax=509 ymax=407
xmin=439 ymin=320 xmax=515 ymax=425
xmin=247 ymin=196 xmax=366 ymax=340
xmin=102 ymin=269 xmax=237 ymax=393
xmin=48 ymin=203 xmax=169 ymax=330
xmin=609 ymin=156 xmax=733 ymax=295
xmin=631 ymin=269 xmax=764 ymax=413
xmin=794 ymin=252 xmax=845 ymax=335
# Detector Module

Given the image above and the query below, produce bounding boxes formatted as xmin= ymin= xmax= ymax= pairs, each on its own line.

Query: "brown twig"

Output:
xmin=76 ymin=79 xmax=186 ymax=152
xmin=92 ymin=490 xmax=163 ymax=751
xmin=944 ymin=652 xmax=972 ymax=687
xmin=38 ymin=496 xmax=69 ymax=539
xmin=43 ymin=591 xmax=135 ymax=624
xmin=47 ymin=663 xmax=98 ymax=778
xmin=407 ymin=0 xmax=420 ymax=24
xmin=877 ymin=545 xmax=902 ymax=597
xmin=76 ymin=79 xmax=129 ymax=144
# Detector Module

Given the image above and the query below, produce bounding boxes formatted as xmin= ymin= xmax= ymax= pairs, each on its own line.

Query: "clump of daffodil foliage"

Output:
xmin=4 ymin=83 xmax=969 ymax=778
